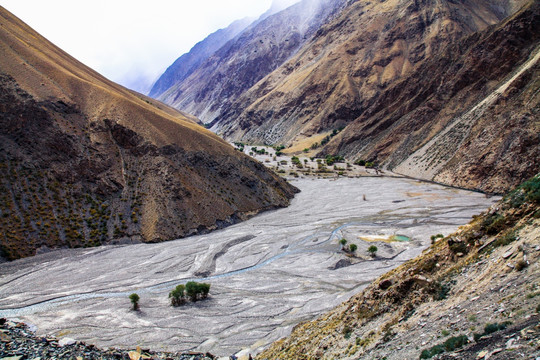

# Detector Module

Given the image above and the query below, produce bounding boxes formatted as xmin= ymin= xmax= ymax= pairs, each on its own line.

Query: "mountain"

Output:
xmin=149 ymin=0 xmax=308 ymax=100
xmin=259 ymin=174 xmax=540 ymax=359
xmin=210 ymin=0 xmax=538 ymax=194
xmin=0 ymin=6 xmax=298 ymax=260
xmin=148 ymin=17 xmax=254 ymax=98
xmin=155 ymin=0 xmax=348 ymax=123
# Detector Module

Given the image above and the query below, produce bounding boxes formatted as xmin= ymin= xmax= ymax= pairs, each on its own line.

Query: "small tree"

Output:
xmin=199 ymin=283 xmax=211 ymax=299
xmin=368 ymin=245 xmax=378 ymax=257
xmin=186 ymin=281 xmax=200 ymax=302
xmin=129 ymin=293 xmax=140 ymax=311
xmin=169 ymin=284 xmax=186 ymax=306
xmin=349 ymin=244 xmax=358 ymax=253
xmin=339 ymin=238 xmax=347 ymax=250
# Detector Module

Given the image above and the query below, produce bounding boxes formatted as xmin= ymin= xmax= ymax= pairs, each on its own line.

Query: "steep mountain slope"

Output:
xmin=148 ymin=17 xmax=253 ymax=98
xmin=0 ymin=6 xmax=298 ymax=260
xmin=213 ymin=0 xmax=537 ymax=193
xmin=150 ymin=0 xmax=305 ymax=100
xmin=259 ymin=175 xmax=540 ymax=359
xmin=157 ymin=0 xmax=348 ymax=123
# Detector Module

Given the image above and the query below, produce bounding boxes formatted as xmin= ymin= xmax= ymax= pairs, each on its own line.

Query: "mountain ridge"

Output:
xmin=148 ymin=17 xmax=254 ymax=98
xmin=210 ymin=0 xmax=538 ymax=193
xmin=156 ymin=0 xmax=348 ymax=124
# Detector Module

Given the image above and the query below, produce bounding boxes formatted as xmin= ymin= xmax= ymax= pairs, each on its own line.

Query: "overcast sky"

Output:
xmin=0 ymin=0 xmax=291 ymax=94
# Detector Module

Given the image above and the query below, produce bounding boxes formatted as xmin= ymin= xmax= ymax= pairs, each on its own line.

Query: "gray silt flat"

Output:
xmin=0 ymin=177 xmax=498 ymax=356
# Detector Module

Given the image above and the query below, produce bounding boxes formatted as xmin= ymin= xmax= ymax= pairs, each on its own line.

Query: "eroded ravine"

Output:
xmin=0 ymin=177 xmax=498 ymax=356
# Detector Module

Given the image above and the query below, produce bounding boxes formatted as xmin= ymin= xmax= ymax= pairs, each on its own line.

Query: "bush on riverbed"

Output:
xmin=170 ymin=282 xmax=211 ymax=306
xmin=129 ymin=293 xmax=140 ymax=311
xmin=169 ymin=284 xmax=186 ymax=306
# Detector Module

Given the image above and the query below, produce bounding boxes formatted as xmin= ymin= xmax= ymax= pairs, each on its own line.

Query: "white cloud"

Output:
xmin=0 ymin=0 xmax=281 ymax=93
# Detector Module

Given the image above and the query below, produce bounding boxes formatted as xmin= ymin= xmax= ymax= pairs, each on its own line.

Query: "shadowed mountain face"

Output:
xmin=149 ymin=0 xmax=305 ymax=100
xmin=148 ymin=17 xmax=254 ymax=98
xmin=0 ymin=6 xmax=298 ymax=260
xmin=156 ymin=0 xmax=348 ymax=123
xmin=162 ymin=0 xmax=536 ymax=194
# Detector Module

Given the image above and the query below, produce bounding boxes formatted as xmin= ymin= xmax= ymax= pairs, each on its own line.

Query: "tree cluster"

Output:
xmin=169 ymin=281 xmax=210 ymax=307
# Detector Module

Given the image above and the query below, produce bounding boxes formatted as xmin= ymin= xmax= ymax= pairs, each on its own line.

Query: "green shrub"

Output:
xmin=186 ymin=281 xmax=199 ymax=302
xmin=169 ymin=284 xmax=186 ymax=306
xmin=444 ymin=335 xmax=468 ymax=351
xmin=506 ymin=174 xmax=540 ymax=207
xmin=355 ymin=159 xmax=366 ymax=166
xmin=185 ymin=281 xmax=211 ymax=302
xmin=494 ymin=230 xmax=517 ymax=247
xmin=419 ymin=344 xmax=445 ymax=359
xmin=129 ymin=293 xmax=140 ymax=311
xmin=419 ymin=335 xmax=468 ymax=359
xmin=430 ymin=234 xmax=444 ymax=244
xmin=199 ymin=283 xmax=211 ymax=299
xmin=483 ymin=214 xmax=506 ymax=235
xmin=474 ymin=321 xmax=512 ymax=341
xmin=343 ymin=325 xmax=352 ymax=339
xmin=484 ymin=322 xmax=510 ymax=335
xmin=349 ymin=243 xmax=358 ymax=253
xmin=368 ymin=245 xmax=378 ymax=256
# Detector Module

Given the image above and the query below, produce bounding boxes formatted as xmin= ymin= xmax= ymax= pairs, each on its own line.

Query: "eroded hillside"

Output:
xmin=259 ymin=175 xmax=540 ymax=359
xmin=211 ymin=0 xmax=538 ymax=193
xmin=157 ymin=0 xmax=348 ymax=123
xmin=0 ymin=6 xmax=298 ymax=260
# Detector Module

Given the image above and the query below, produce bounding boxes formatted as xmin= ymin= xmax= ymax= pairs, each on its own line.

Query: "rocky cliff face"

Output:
xmin=214 ymin=0 xmax=512 ymax=141
xmin=0 ymin=6 xmax=298 ymax=260
xmin=259 ymin=175 xmax=540 ymax=359
xmin=210 ymin=0 xmax=537 ymax=193
xmin=156 ymin=0 xmax=348 ymax=123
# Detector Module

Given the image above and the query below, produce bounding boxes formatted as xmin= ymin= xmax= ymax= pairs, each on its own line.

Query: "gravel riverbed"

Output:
xmin=0 ymin=177 xmax=498 ymax=356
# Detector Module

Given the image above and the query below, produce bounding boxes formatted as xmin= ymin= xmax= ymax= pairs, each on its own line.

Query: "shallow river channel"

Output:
xmin=0 ymin=177 xmax=498 ymax=356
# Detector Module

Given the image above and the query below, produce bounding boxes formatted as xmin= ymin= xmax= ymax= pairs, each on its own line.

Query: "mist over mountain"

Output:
xmin=154 ymin=0 xmax=348 ymax=124
xmin=149 ymin=17 xmax=254 ymax=98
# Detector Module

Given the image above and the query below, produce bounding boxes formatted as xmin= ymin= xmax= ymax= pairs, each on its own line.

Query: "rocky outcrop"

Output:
xmin=259 ymin=175 xmax=540 ymax=359
xmin=156 ymin=0 xmax=348 ymax=123
xmin=210 ymin=0 xmax=537 ymax=193
xmin=0 ymin=318 xmax=216 ymax=360
xmin=0 ymin=6 xmax=298 ymax=260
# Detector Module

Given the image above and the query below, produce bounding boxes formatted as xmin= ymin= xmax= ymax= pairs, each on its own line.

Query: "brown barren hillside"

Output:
xmin=0 ymin=6 xmax=298 ymax=260
xmin=213 ymin=0 xmax=538 ymax=193
xmin=259 ymin=175 xmax=540 ymax=360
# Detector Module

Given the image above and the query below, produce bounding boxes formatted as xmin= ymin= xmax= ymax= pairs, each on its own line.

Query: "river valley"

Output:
xmin=0 ymin=177 xmax=499 ymax=356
